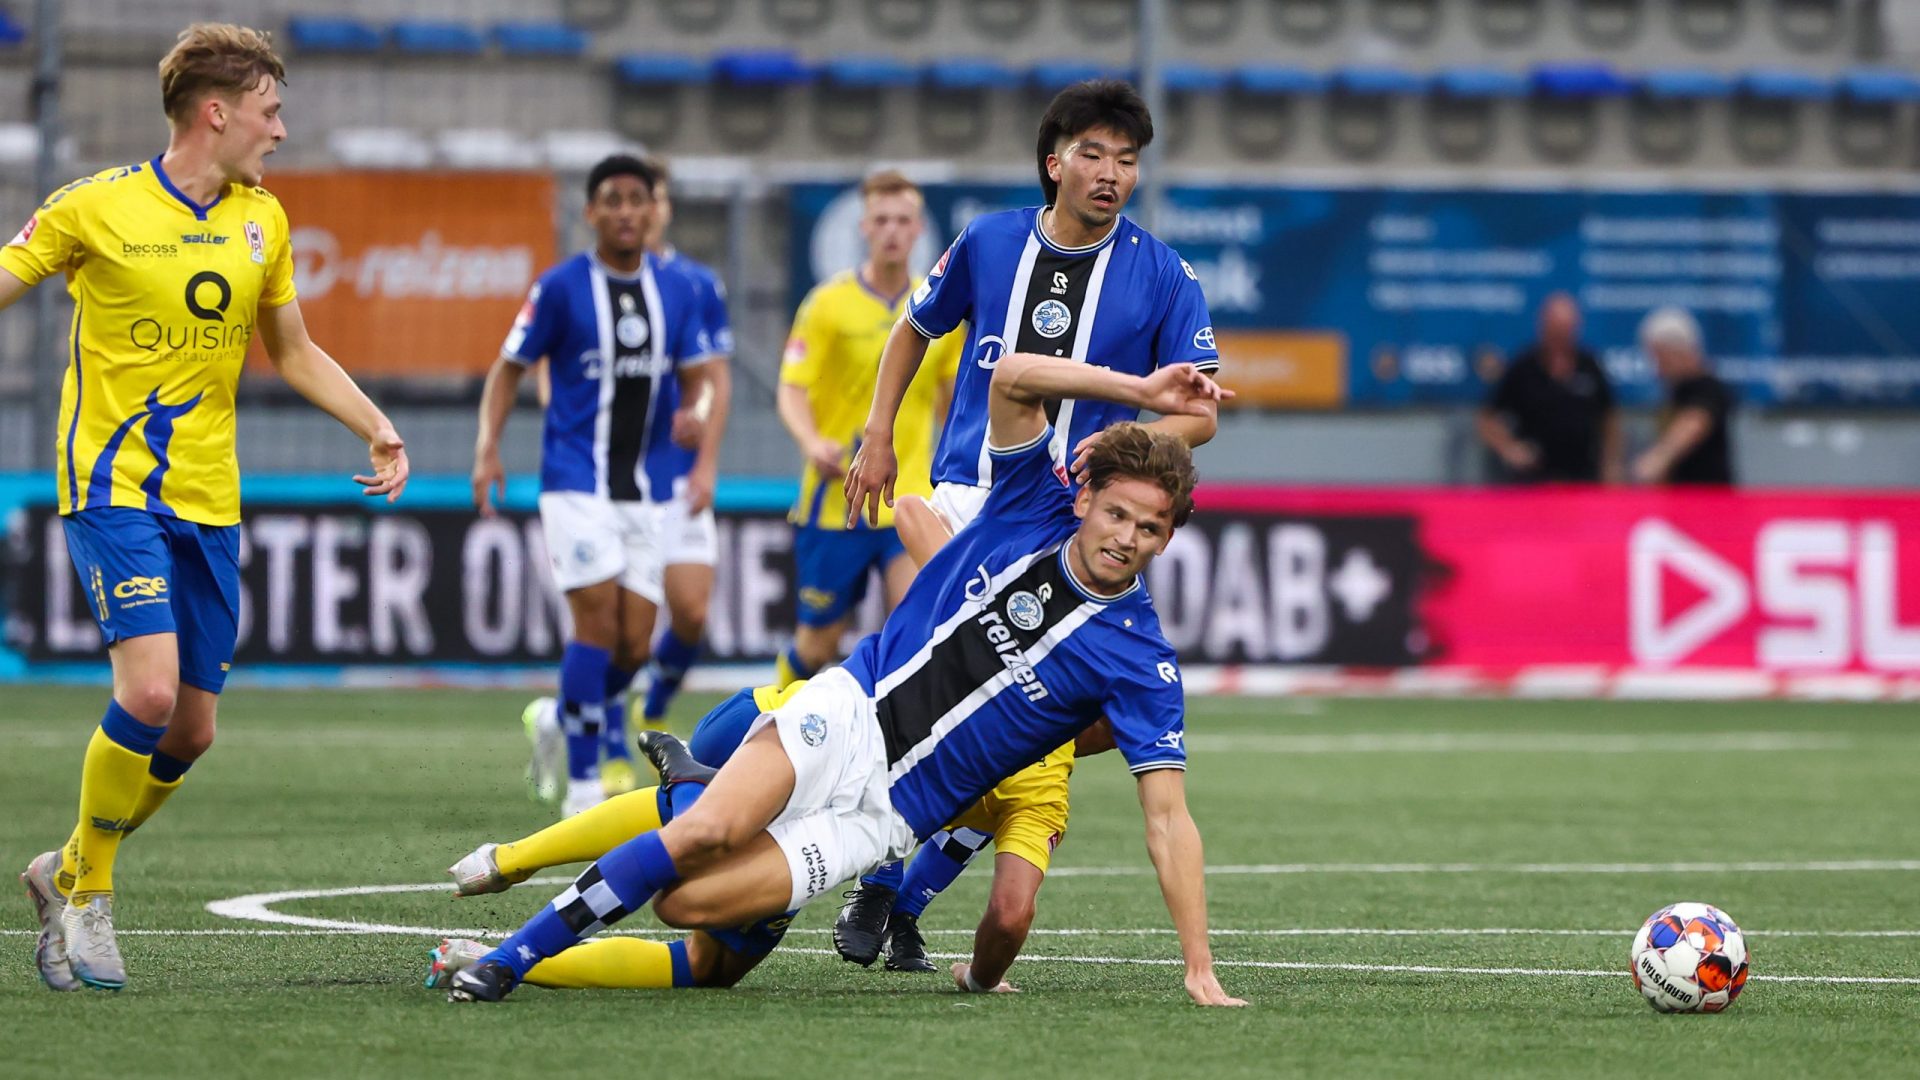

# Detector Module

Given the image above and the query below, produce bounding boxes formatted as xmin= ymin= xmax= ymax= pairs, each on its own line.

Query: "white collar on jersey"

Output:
xmin=1058 ymin=544 xmax=1140 ymax=604
xmin=1035 ymin=206 xmax=1124 ymax=256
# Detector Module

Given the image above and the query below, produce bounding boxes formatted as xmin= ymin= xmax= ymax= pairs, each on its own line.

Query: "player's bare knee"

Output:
xmin=116 ymin=681 xmax=178 ymax=726
xmin=661 ymin=810 xmax=743 ymax=863
xmin=164 ymin=722 xmax=216 ymax=760
xmin=651 ymin=889 xmax=705 ymax=930
xmin=671 ymin=608 xmax=708 ymax=641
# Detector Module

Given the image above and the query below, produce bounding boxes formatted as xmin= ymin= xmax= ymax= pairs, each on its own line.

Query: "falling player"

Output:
xmin=7 ymin=23 xmax=409 ymax=991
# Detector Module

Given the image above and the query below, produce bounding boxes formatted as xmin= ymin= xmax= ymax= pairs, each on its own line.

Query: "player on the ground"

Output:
xmin=472 ymin=155 xmax=725 ymax=818
xmin=6 ymin=23 xmax=409 ymax=992
xmin=439 ymin=352 xmax=1243 ymax=1007
xmin=833 ymin=78 xmax=1223 ymax=981
xmin=774 ymin=169 xmax=959 ymax=686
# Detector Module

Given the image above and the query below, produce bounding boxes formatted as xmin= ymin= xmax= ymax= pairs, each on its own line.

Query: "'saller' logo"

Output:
xmin=1006 ymin=590 xmax=1045 ymax=631
xmin=1031 ymin=299 xmax=1071 ymax=339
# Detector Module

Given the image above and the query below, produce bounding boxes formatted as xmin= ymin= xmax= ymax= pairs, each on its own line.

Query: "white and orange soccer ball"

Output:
xmin=1630 ymin=902 xmax=1750 ymax=1013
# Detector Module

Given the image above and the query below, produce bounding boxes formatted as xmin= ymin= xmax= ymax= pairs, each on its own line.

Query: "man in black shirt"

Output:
xmin=1633 ymin=306 xmax=1736 ymax=486
xmin=1478 ymin=293 xmax=1624 ymax=483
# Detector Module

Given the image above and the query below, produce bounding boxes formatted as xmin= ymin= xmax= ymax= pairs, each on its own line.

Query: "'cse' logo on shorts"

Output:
xmin=113 ymin=575 xmax=168 ymax=599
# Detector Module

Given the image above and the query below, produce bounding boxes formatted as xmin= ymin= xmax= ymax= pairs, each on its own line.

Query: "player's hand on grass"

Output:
xmin=1185 ymin=967 xmax=1248 ymax=1007
xmin=1140 ymin=363 xmax=1232 ymax=420
xmin=470 ymin=447 xmax=505 ymax=516
xmin=952 ymin=963 xmax=1018 ymax=994
xmin=359 ymin=429 xmax=410 ymax=504
xmin=685 ymin=459 xmax=718 ymax=514
xmin=808 ymin=437 xmax=846 ymax=481
xmin=843 ymin=436 xmax=897 ymax=528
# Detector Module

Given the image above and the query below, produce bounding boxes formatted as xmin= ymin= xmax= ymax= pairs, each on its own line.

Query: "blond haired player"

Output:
xmin=5 ymin=24 xmax=409 ymax=991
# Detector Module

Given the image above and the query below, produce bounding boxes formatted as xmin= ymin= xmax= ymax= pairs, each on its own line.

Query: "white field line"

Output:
xmin=1184 ymin=732 xmax=1856 ymax=754
xmin=1050 ymin=860 xmax=1920 ymax=877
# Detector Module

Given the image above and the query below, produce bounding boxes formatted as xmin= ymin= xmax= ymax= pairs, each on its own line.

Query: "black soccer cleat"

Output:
xmin=883 ymin=911 xmax=936 ymax=973
xmin=446 ymin=960 xmax=518 ymax=1003
xmin=832 ymin=884 xmax=897 ymax=967
xmin=635 ymin=729 xmax=718 ymax=789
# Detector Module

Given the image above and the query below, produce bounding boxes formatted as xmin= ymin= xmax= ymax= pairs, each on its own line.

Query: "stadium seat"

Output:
xmin=1326 ymin=68 xmax=1422 ymax=163
xmin=0 ymin=8 xmax=25 ymax=47
xmin=1670 ymin=0 xmax=1746 ymax=49
xmin=712 ymin=50 xmax=814 ymax=87
xmin=1571 ymin=0 xmax=1643 ymax=46
xmin=614 ymin=54 xmax=712 ymax=86
xmin=437 ymin=128 xmax=544 ymax=169
xmin=1529 ymin=63 xmax=1632 ymax=99
xmin=926 ymin=57 xmax=1018 ymax=92
xmin=285 ymin=16 xmax=384 ymax=53
xmin=821 ymin=57 xmax=920 ymax=89
xmin=1830 ymin=68 xmax=1920 ymax=166
xmin=1428 ymin=69 xmax=1525 ymax=163
xmin=1031 ymin=61 xmax=1129 ymax=96
xmin=1526 ymin=64 xmax=1626 ymax=164
xmin=1233 ymin=65 xmax=1326 ymax=96
xmin=1162 ymin=64 xmax=1229 ymax=95
xmin=866 ymin=0 xmax=935 ymax=38
xmin=1629 ymin=69 xmax=1732 ymax=165
xmin=1170 ymin=0 xmax=1240 ymax=41
xmin=541 ymin=130 xmax=641 ymax=171
xmin=326 ymin=127 xmax=434 ymax=168
xmin=1369 ymin=0 xmax=1441 ymax=45
xmin=1838 ymin=68 xmax=1920 ymax=104
xmin=919 ymin=58 xmax=1014 ymax=154
xmin=765 ymin=0 xmax=833 ymax=34
xmin=817 ymin=57 xmax=916 ymax=153
xmin=1270 ymin=0 xmax=1342 ymax=42
xmin=711 ymin=51 xmax=813 ymax=151
xmin=1738 ymin=69 xmax=1833 ymax=101
xmin=1636 ymin=68 xmax=1736 ymax=100
xmin=659 ymin=0 xmax=731 ymax=33
xmin=1432 ymin=68 xmax=1529 ymax=99
xmin=493 ymin=22 xmax=589 ymax=58
xmin=1332 ymin=66 xmax=1428 ymax=96
xmin=1731 ymin=70 xmax=1828 ymax=165
xmin=1472 ymin=0 xmax=1544 ymax=46
xmin=390 ymin=21 xmax=486 ymax=56
xmin=1225 ymin=66 xmax=1321 ymax=161
xmin=613 ymin=55 xmax=707 ymax=147
xmin=1772 ymin=0 xmax=1843 ymax=51
xmin=966 ymin=0 xmax=1041 ymax=36
xmin=1065 ymin=0 xmax=1135 ymax=39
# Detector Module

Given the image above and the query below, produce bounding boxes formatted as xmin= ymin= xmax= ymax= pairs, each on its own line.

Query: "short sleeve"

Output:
xmin=979 ymin=426 xmax=1074 ymax=527
xmin=1105 ymin=654 xmax=1187 ymax=775
xmin=1152 ymin=257 xmax=1219 ymax=373
xmin=502 ymin=278 xmax=559 ymax=364
xmin=0 ymin=181 xmax=88 ymax=287
xmin=905 ymin=226 xmax=973 ymax=340
xmin=779 ymin=288 xmax=832 ymax=388
xmin=260 ymin=199 xmax=298 ymax=307
xmin=668 ymin=277 xmax=709 ymax=366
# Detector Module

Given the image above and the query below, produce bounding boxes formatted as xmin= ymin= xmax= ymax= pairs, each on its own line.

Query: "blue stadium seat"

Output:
xmin=1636 ymin=68 xmax=1735 ymax=100
xmin=388 ymin=20 xmax=485 ymax=56
xmin=1332 ymin=66 xmax=1427 ymax=95
xmin=821 ymin=56 xmax=920 ymax=88
xmin=1031 ymin=61 xmax=1128 ymax=95
xmin=1233 ymin=65 xmax=1326 ymax=95
xmin=712 ymin=50 xmax=813 ymax=86
xmin=1162 ymin=64 xmax=1229 ymax=94
xmin=614 ymin=54 xmax=712 ymax=85
xmin=926 ymin=58 xmax=1018 ymax=91
xmin=286 ymin=16 xmax=384 ymax=53
xmin=1738 ymin=69 xmax=1832 ymax=101
xmin=492 ymin=22 xmax=589 ymax=58
xmin=1837 ymin=68 xmax=1920 ymax=104
xmin=1529 ymin=63 xmax=1631 ymax=98
xmin=0 ymin=8 xmax=25 ymax=46
xmin=1433 ymin=68 xmax=1529 ymax=98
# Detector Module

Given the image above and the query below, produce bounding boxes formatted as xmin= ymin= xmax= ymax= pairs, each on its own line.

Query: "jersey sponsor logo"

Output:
xmin=1193 ymin=326 xmax=1216 ymax=351
xmin=1050 ymin=270 xmax=1070 ymax=295
xmin=783 ymin=337 xmax=806 ymax=363
xmin=245 ymin=221 xmax=265 ymax=265
xmin=112 ymin=575 xmax=168 ymax=600
xmin=1157 ymin=660 xmax=1180 ymax=684
xmin=1031 ymin=299 xmax=1072 ymax=340
xmin=971 ymin=333 xmax=1008 ymax=369
xmin=184 ymin=271 xmax=232 ymax=321
xmin=8 ymin=214 xmax=35 ymax=246
xmin=930 ymin=244 xmax=952 ymax=277
xmin=975 ymin=609 xmax=1051 ymax=703
xmin=1155 ymin=729 xmax=1185 ymax=751
xmin=799 ymin=712 xmax=829 ymax=747
xmin=1006 ymin=589 xmax=1045 ymax=631
xmin=912 ymin=280 xmax=931 ymax=306
xmin=963 ymin=564 xmax=993 ymax=602
xmin=128 ymin=271 xmax=252 ymax=358
xmin=180 ymin=232 xmax=228 ymax=245
xmin=616 ymin=310 xmax=650 ymax=349
xmin=1181 ymin=259 xmax=1198 ymax=281
xmin=121 ymin=242 xmax=179 ymax=258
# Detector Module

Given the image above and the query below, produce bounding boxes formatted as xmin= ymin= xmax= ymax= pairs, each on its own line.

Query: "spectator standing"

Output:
xmin=1478 ymin=292 xmax=1623 ymax=484
xmin=1633 ymin=307 xmax=1736 ymax=486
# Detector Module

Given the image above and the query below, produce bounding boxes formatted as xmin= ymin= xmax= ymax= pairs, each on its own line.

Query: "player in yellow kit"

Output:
xmin=773 ymin=170 xmax=961 ymax=686
xmin=3 ymin=24 xmax=408 ymax=992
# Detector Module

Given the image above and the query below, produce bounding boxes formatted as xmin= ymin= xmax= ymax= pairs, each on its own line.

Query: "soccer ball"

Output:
xmin=1630 ymin=902 xmax=1750 ymax=1013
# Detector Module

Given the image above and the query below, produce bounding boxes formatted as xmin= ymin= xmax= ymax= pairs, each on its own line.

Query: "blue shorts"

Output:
xmin=684 ymin=687 xmax=796 ymax=957
xmin=61 ymin=508 xmax=241 ymax=694
xmin=792 ymin=526 xmax=905 ymax=627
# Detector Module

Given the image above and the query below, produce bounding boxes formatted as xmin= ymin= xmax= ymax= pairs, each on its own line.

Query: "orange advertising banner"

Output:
xmin=250 ymin=171 xmax=557 ymax=377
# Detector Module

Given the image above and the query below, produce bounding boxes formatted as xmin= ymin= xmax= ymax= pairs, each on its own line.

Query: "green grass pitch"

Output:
xmin=3 ymin=686 xmax=1917 ymax=1078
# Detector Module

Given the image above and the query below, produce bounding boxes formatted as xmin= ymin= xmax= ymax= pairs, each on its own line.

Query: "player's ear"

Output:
xmin=1073 ymin=483 xmax=1093 ymax=520
xmin=1046 ymin=153 xmax=1062 ymax=185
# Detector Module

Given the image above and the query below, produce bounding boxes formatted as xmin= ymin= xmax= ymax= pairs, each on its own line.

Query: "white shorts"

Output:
xmin=746 ymin=667 xmax=915 ymax=911
xmin=651 ymin=495 xmax=718 ymax=568
xmin=929 ymin=481 xmax=991 ymax=535
xmin=538 ymin=491 xmax=664 ymax=603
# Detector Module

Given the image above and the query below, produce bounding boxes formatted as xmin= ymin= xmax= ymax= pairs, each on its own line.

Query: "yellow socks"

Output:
xmin=127 ymin=774 xmax=185 ymax=834
xmin=495 ymin=786 xmax=665 ymax=879
xmin=525 ymin=937 xmax=689 ymax=989
xmin=69 ymin=703 xmax=166 ymax=900
xmin=58 ymin=746 xmax=194 ymax=896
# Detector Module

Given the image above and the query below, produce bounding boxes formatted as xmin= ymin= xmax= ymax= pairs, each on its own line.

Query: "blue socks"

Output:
xmin=862 ymin=859 xmax=904 ymax=893
xmin=487 ymin=832 xmax=682 ymax=980
xmin=643 ymin=632 xmax=702 ymax=721
xmin=559 ymin=642 xmax=611 ymax=781
xmin=148 ymin=750 xmax=193 ymax=783
xmin=102 ymin=700 xmax=164 ymax=755
xmin=896 ymin=828 xmax=989 ymax=919
xmin=602 ymin=665 xmax=636 ymax=762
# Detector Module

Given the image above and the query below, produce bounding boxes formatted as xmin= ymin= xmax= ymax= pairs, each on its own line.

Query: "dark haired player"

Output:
xmin=472 ymin=155 xmax=727 ymax=818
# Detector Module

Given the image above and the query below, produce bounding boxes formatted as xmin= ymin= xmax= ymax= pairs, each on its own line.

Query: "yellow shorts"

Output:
xmin=947 ymin=741 xmax=1075 ymax=873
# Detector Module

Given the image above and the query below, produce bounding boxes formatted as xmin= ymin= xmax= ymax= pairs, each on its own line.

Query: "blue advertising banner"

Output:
xmin=789 ymin=182 xmax=1920 ymax=408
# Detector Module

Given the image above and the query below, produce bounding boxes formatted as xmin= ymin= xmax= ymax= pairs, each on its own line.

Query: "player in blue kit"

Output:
xmin=472 ymin=155 xmax=727 ymax=818
xmin=834 ymin=78 xmax=1225 ymax=976
xmin=441 ymin=351 xmax=1244 ymax=1007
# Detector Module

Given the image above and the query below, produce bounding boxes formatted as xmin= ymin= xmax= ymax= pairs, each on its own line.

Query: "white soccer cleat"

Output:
xmin=424 ymin=938 xmax=492 ymax=989
xmin=61 ymin=895 xmax=126 ymax=991
xmin=523 ymin=696 xmax=564 ymax=805
xmin=447 ymin=842 xmax=530 ymax=897
xmin=562 ymin=778 xmax=604 ymax=819
xmin=20 ymin=850 xmax=80 ymax=992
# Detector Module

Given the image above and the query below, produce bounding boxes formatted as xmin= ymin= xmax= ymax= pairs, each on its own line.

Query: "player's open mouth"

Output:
xmin=1091 ymin=191 xmax=1117 ymax=208
xmin=1099 ymin=547 xmax=1128 ymax=567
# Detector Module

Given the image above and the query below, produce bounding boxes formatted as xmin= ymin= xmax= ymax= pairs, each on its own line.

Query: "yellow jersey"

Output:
xmin=0 ymin=159 xmax=298 ymax=526
xmin=780 ymin=269 xmax=961 ymax=530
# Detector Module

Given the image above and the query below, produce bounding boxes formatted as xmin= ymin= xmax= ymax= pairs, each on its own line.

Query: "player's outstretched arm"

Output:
xmin=988 ymin=354 xmax=1231 ymax=451
xmin=258 ymin=298 xmax=409 ymax=502
xmin=845 ymin=318 xmax=933 ymax=527
xmin=472 ymin=356 xmax=528 ymax=516
xmin=1137 ymin=768 xmax=1246 ymax=1007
